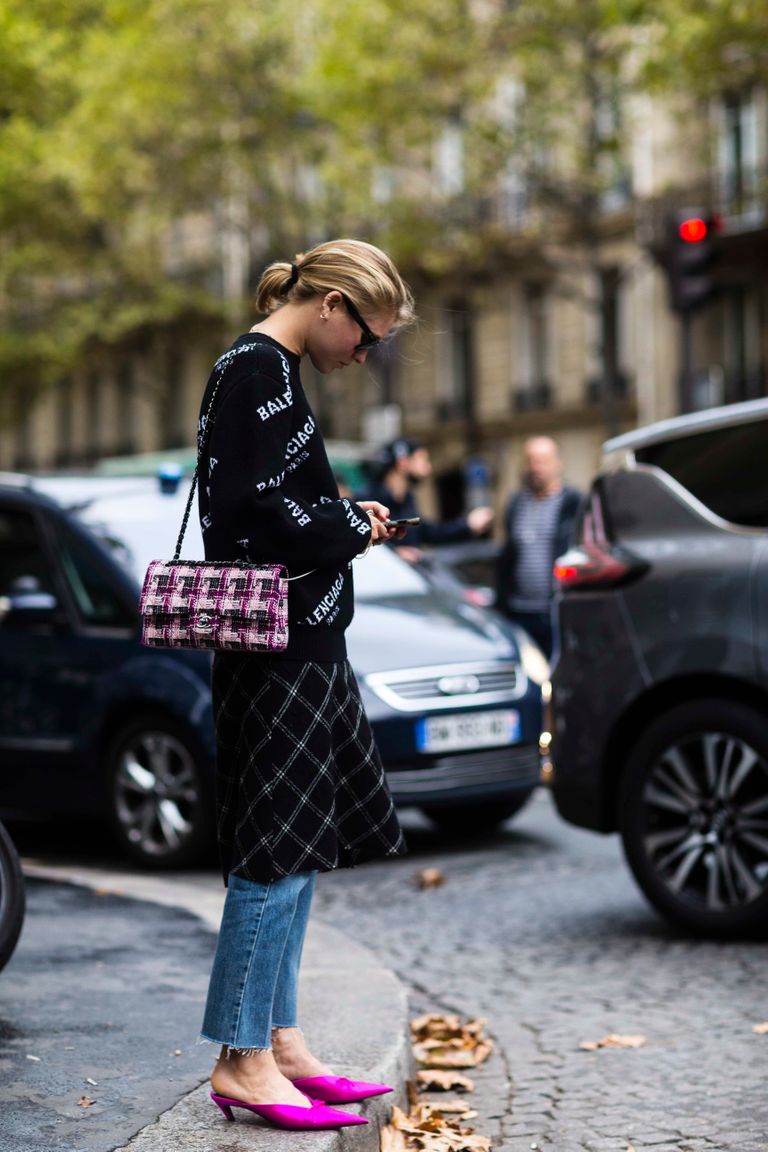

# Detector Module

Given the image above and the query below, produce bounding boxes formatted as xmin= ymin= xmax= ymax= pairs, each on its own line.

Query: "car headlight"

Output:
xmin=517 ymin=634 xmax=550 ymax=686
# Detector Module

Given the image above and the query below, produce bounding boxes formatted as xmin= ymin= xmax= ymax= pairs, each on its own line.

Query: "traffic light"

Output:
xmin=665 ymin=209 xmax=721 ymax=313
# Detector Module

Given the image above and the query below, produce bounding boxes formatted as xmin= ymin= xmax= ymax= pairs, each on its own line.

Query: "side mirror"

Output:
xmin=0 ymin=577 xmax=60 ymax=624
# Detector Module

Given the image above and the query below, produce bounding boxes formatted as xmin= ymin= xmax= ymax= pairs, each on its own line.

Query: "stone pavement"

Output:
xmin=3 ymin=862 xmax=412 ymax=1152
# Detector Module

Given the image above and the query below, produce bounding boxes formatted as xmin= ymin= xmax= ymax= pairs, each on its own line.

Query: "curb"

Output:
xmin=24 ymin=862 xmax=413 ymax=1152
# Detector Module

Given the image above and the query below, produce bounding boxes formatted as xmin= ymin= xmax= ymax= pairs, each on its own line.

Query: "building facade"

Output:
xmin=2 ymin=84 xmax=766 ymax=527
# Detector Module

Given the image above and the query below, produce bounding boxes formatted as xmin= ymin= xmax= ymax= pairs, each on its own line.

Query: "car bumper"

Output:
xmin=386 ymin=743 xmax=541 ymax=807
xmin=550 ymin=592 xmax=646 ymax=832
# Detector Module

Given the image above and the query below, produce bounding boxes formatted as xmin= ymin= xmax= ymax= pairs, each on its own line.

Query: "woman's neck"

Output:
xmin=250 ymin=303 xmax=311 ymax=357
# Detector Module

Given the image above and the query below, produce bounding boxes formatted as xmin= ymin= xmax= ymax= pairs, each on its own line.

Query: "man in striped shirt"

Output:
xmin=496 ymin=437 xmax=581 ymax=659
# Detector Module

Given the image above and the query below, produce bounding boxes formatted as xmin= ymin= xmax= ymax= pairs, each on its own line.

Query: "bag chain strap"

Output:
xmin=172 ymin=354 xmax=314 ymax=581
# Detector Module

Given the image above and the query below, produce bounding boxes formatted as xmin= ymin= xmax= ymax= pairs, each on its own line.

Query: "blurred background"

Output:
xmin=1 ymin=0 xmax=766 ymax=515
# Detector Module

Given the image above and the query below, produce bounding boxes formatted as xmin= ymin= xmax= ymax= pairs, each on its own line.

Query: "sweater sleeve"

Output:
xmin=204 ymin=357 xmax=372 ymax=569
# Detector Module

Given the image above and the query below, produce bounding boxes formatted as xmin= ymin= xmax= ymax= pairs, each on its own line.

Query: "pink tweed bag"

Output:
xmin=140 ymin=558 xmax=289 ymax=652
xmin=139 ymin=362 xmax=298 ymax=653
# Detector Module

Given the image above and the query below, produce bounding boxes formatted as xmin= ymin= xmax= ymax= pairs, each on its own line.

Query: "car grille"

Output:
xmin=386 ymin=744 xmax=541 ymax=798
xmin=365 ymin=661 xmax=525 ymax=712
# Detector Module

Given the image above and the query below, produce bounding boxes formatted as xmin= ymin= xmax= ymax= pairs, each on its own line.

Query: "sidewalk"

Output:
xmin=16 ymin=862 xmax=413 ymax=1152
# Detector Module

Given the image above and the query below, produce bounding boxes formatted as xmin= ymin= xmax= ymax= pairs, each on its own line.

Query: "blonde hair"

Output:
xmin=254 ymin=238 xmax=415 ymax=329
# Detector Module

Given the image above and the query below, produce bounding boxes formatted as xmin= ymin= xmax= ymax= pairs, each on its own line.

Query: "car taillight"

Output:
xmin=554 ymin=543 xmax=636 ymax=587
xmin=554 ymin=490 xmax=646 ymax=589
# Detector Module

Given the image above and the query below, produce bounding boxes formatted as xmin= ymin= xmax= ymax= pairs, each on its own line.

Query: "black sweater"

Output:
xmin=197 ymin=334 xmax=372 ymax=661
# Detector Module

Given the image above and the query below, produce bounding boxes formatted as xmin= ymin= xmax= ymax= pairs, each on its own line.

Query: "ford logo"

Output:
xmin=437 ymin=674 xmax=480 ymax=696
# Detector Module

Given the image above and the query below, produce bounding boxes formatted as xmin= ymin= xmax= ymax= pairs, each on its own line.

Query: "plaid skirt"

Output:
xmin=211 ymin=654 xmax=407 ymax=883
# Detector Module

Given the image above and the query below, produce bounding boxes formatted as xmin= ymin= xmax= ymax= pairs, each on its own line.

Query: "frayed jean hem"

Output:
xmin=197 ymin=1034 xmax=271 ymax=1057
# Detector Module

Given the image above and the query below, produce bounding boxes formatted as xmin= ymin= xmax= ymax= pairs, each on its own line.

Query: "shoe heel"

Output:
xmin=211 ymin=1092 xmax=235 ymax=1121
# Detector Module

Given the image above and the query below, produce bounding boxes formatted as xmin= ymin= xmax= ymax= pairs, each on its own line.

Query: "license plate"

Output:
xmin=416 ymin=709 xmax=521 ymax=753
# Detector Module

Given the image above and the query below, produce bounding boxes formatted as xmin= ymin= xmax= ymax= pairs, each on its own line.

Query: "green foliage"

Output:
xmin=645 ymin=0 xmax=768 ymax=95
xmin=1 ymin=0 xmax=765 ymax=402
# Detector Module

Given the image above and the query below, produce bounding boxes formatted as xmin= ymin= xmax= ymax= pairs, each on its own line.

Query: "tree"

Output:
xmin=647 ymin=0 xmax=768 ymax=97
xmin=0 ymin=0 xmax=308 ymax=403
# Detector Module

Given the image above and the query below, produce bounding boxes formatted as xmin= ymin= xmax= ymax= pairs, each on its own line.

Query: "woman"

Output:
xmin=197 ymin=239 xmax=413 ymax=1131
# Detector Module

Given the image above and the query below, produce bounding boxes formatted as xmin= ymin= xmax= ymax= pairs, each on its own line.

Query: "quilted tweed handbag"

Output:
xmin=139 ymin=363 xmax=303 ymax=653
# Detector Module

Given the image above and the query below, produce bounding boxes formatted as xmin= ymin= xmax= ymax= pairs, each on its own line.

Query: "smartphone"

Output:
xmin=383 ymin=517 xmax=421 ymax=529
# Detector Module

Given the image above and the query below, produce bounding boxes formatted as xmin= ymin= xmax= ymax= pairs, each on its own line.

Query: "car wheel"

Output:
xmin=619 ymin=699 xmax=768 ymax=937
xmin=0 ymin=820 xmax=25 ymax=972
xmin=106 ymin=716 xmax=212 ymax=869
xmin=422 ymin=792 xmax=534 ymax=835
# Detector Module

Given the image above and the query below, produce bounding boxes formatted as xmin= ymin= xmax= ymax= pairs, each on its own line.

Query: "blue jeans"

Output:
xmin=201 ymin=871 xmax=316 ymax=1051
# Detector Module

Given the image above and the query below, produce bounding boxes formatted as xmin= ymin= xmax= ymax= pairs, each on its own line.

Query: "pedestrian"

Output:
xmin=197 ymin=239 xmax=413 ymax=1131
xmin=361 ymin=437 xmax=493 ymax=563
xmin=496 ymin=436 xmax=581 ymax=659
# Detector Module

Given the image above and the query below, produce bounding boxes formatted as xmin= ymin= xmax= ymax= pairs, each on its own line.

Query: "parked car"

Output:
xmin=0 ymin=474 xmax=546 ymax=866
xmin=550 ymin=397 xmax=768 ymax=937
xmin=415 ymin=538 xmax=500 ymax=609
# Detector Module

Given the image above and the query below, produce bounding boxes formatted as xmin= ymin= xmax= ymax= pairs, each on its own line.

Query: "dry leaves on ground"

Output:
xmin=579 ymin=1034 xmax=647 ymax=1051
xmin=752 ymin=1022 xmax=768 ymax=1034
xmin=380 ymin=1103 xmax=491 ymax=1152
xmin=411 ymin=1014 xmax=493 ymax=1069
xmin=381 ymin=1016 xmax=493 ymax=1150
xmin=417 ymin=869 xmax=446 ymax=890
xmin=416 ymin=1069 xmax=476 ymax=1093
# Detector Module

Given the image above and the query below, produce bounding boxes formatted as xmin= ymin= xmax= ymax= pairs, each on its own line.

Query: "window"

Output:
xmin=52 ymin=518 xmax=135 ymax=628
xmin=635 ymin=419 xmax=768 ymax=528
xmin=436 ymin=305 xmax=472 ymax=421
xmin=116 ymin=362 xmax=137 ymax=456
xmin=86 ymin=371 xmax=101 ymax=457
xmin=723 ymin=286 xmax=764 ymax=403
xmin=718 ymin=91 xmax=762 ymax=221
xmin=515 ymin=285 xmax=551 ymax=411
xmin=0 ymin=508 xmax=56 ymax=600
xmin=55 ymin=377 xmax=74 ymax=467
xmin=433 ymin=121 xmax=465 ymax=197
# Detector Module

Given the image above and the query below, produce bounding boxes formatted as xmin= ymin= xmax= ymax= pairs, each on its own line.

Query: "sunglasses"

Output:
xmin=340 ymin=293 xmax=382 ymax=352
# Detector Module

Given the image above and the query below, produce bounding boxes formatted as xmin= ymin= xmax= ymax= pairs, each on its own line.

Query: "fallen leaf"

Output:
xmin=579 ymin=1034 xmax=646 ymax=1051
xmin=417 ymin=868 xmax=446 ymax=890
xmin=423 ymin=1098 xmax=478 ymax=1118
xmin=383 ymin=1101 xmax=491 ymax=1151
xmin=414 ymin=1040 xmax=494 ymax=1069
xmin=380 ymin=1125 xmax=409 ymax=1152
xmin=752 ymin=1022 xmax=768 ymax=1035
xmin=411 ymin=1015 xmax=493 ymax=1069
xmin=78 ymin=1096 xmax=95 ymax=1108
xmin=417 ymin=1069 xmax=475 ymax=1093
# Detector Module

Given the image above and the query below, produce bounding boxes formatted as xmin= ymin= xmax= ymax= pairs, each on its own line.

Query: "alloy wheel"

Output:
xmin=113 ymin=730 xmax=202 ymax=861
xmin=640 ymin=731 xmax=768 ymax=912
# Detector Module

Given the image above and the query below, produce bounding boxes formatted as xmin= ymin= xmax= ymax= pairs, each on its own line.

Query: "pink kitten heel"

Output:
xmin=210 ymin=1090 xmax=368 ymax=1130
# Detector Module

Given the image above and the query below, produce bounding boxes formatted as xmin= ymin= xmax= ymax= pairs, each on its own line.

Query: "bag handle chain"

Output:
xmin=172 ymin=354 xmax=314 ymax=581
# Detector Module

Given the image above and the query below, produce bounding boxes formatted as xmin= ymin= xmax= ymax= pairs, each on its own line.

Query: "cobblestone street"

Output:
xmin=313 ymin=790 xmax=768 ymax=1152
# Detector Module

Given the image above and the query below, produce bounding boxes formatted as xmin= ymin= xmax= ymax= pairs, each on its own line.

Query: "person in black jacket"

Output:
xmin=197 ymin=240 xmax=414 ymax=1131
xmin=496 ymin=436 xmax=582 ymax=659
xmin=361 ymin=438 xmax=493 ymax=563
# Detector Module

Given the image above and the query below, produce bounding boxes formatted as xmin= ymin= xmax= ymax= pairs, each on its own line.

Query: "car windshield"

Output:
xmin=352 ymin=545 xmax=430 ymax=599
xmin=51 ymin=480 xmax=430 ymax=599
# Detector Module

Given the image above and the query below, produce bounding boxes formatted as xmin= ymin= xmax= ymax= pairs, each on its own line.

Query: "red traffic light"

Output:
xmin=678 ymin=216 xmax=708 ymax=243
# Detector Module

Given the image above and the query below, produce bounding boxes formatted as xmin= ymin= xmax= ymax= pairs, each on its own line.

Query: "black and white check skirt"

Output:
xmin=211 ymin=654 xmax=407 ymax=883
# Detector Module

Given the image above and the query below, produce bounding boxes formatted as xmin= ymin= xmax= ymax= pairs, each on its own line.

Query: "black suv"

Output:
xmin=551 ymin=398 xmax=768 ymax=937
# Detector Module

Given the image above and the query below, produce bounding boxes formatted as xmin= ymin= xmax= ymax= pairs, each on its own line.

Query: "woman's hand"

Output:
xmin=355 ymin=500 xmax=404 ymax=545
